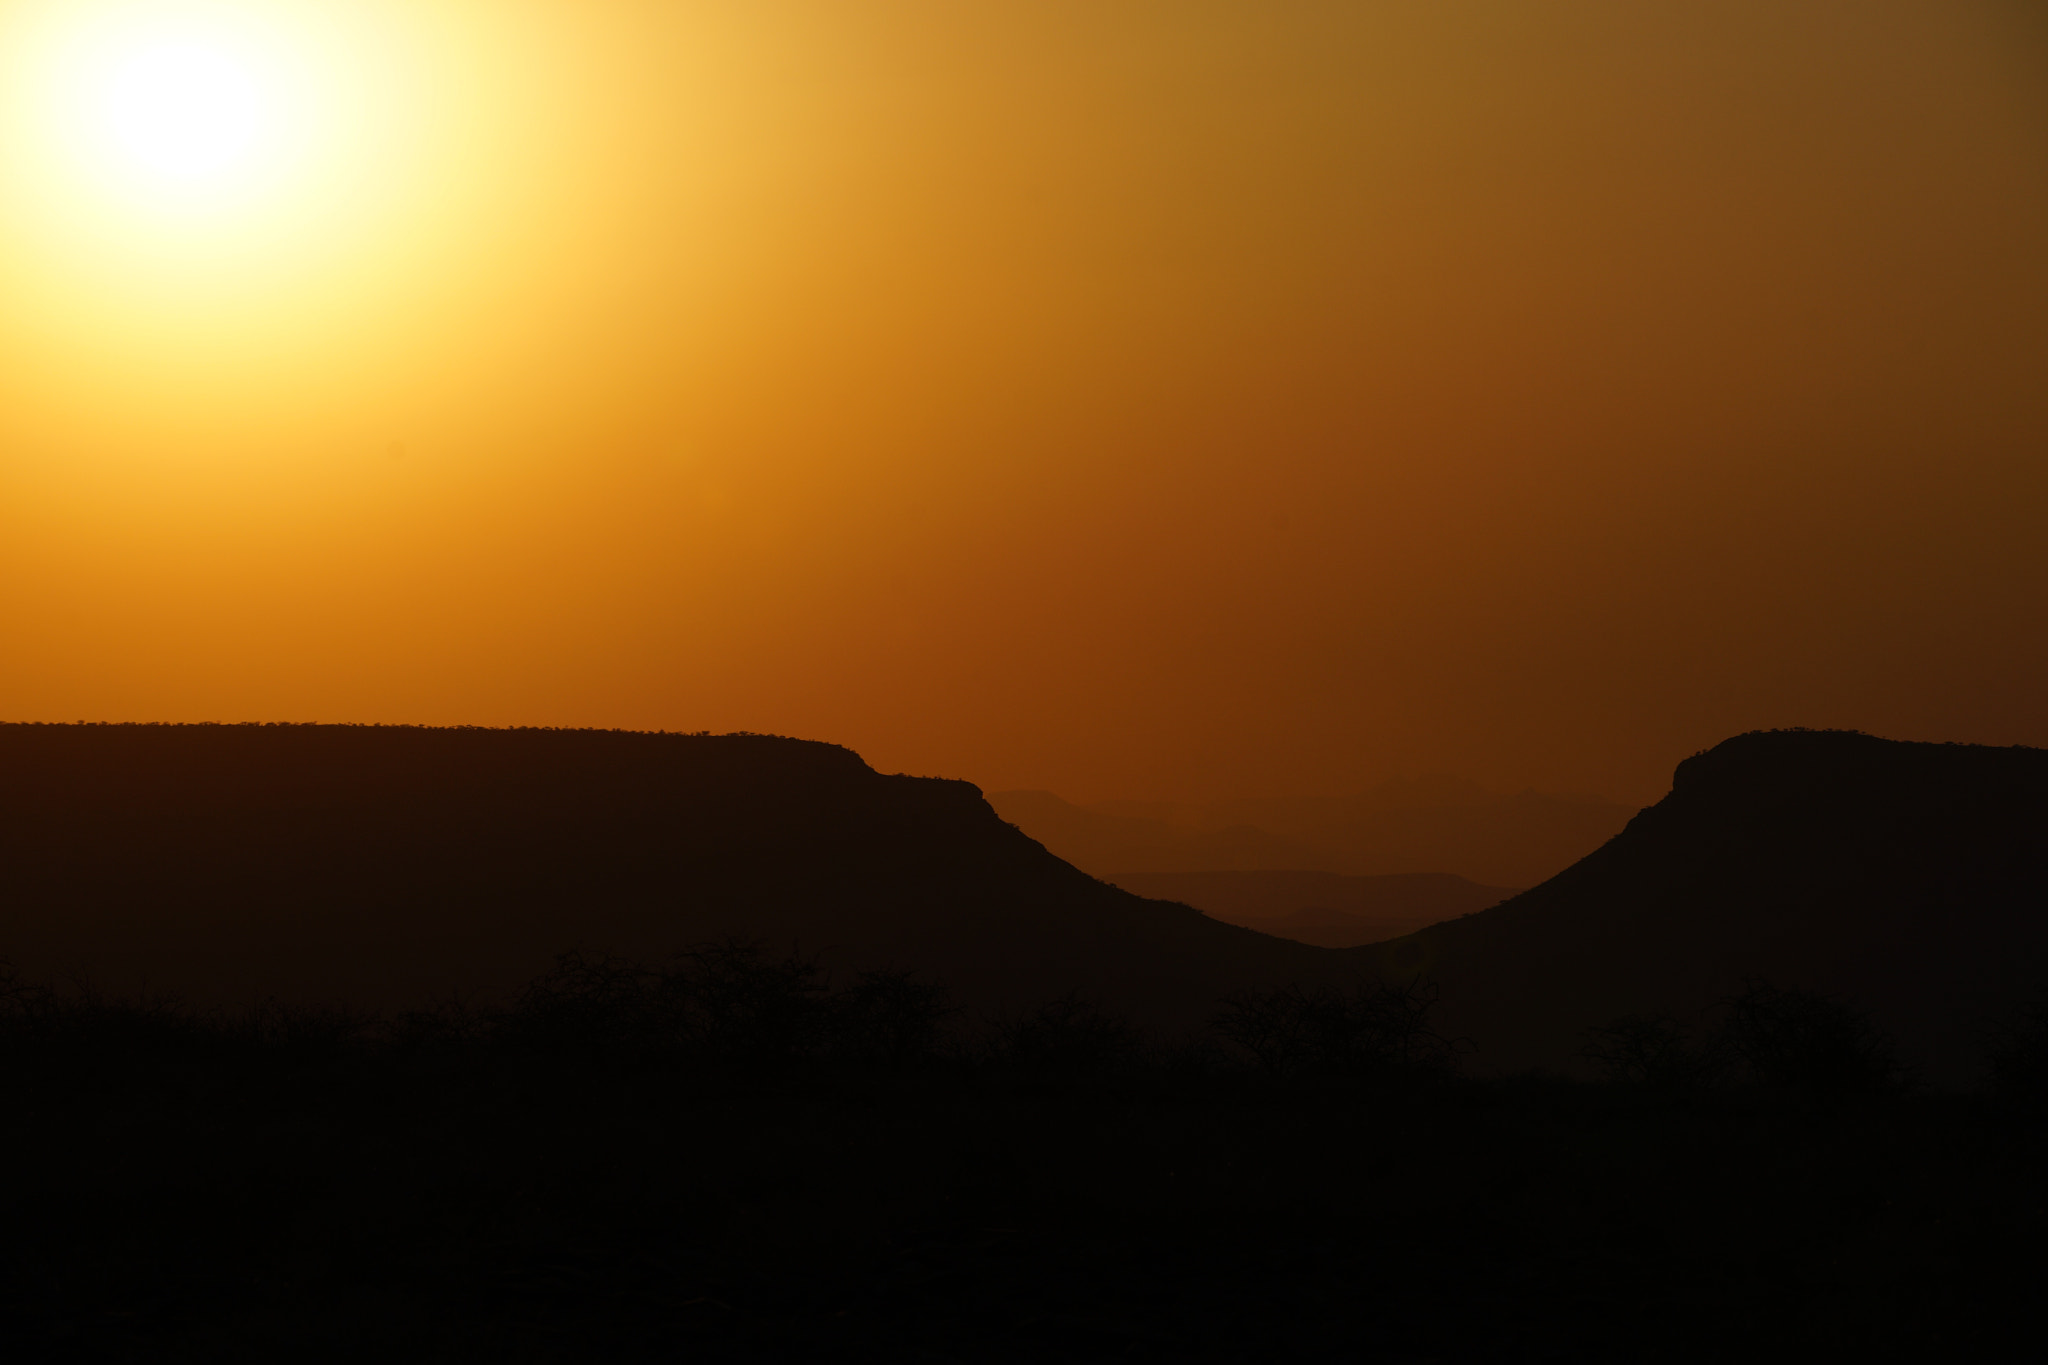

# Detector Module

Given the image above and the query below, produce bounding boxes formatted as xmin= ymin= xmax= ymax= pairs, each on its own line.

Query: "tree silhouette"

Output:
xmin=1581 ymin=1013 xmax=1722 ymax=1089
xmin=1213 ymin=979 xmax=1463 ymax=1080
xmin=1719 ymin=980 xmax=1902 ymax=1096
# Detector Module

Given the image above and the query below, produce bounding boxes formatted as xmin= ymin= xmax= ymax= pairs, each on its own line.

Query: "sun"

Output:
xmin=96 ymin=36 xmax=276 ymax=190
xmin=23 ymin=4 xmax=323 ymax=219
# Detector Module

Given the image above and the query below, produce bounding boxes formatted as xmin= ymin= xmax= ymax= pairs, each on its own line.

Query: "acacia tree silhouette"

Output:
xmin=502 ymin=939 xmax=958 ymax=1073
xmin=1583 ymin=984 xmax=1902 ymax=1096
xmin=1718 ymin=980 xmax=1902 ymax=1096
xmin=983 ymin=991 xmax=1141 ymax=1081
xmin=830 ymin=967 xmax=959 ymax=1071
xmin=1581 ymin=1013 xmax=1723 ymax=1090
xmin=1985 ymin=990 xmax=2048 ymax=1112
xmin=1212 ymin=979 xmax=1463 ymax=1080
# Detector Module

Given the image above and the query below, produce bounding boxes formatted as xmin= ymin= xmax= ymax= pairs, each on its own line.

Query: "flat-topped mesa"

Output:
xmin=1359 ymin=729 xmax=2048 ymax=1084
xmin=0 ymin=723 xmax=1334 ymax=1022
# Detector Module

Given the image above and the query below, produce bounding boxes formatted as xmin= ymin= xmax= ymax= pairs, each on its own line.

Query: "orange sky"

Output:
xmin=1 ymin=0 xmax=2043 ymax=803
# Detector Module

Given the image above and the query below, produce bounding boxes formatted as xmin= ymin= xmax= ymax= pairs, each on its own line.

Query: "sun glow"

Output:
xmin=0 ymin=0 xmax=486 ymax=494
xmin=96 ymin=35 xmax=277 ymax=190
xmin=22 ymin=5 xmax=325 ymax=219
xmin=1 ymin=1 xmax=461 ymax=362
xmin=4 ymin=1 xmax=451 ymax=252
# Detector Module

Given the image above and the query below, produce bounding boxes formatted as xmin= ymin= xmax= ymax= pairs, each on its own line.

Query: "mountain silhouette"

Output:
xmin=0 ymin=723 xmax=1336 ymax=1025
xmin=9 ymin=724 xmax=2042 ymax=1084
xmin=1104 ymin=870 xmax=1517 ymax=948
xmin=1356 ymin=730 xmax=2048 ymax=1083
xmin=989 ymin=782 xmax=1634 ymax=886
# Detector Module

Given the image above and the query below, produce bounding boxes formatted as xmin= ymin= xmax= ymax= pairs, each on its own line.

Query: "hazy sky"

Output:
xmin=1 ymin=0 xmax=2043 ymax=803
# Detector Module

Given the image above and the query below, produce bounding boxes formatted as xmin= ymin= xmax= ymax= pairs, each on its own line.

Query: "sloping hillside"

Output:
xmin=1357 ymin=731 xmax=2048 ymax=1083
xmin=0 ymin=724 xmax=1333 ymax=1025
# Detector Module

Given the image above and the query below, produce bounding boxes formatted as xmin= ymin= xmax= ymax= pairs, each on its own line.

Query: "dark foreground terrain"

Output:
xmin=5 ymin=723 xmax=2046 ymax=1357
xmin=5 ymin=949 xmax=2045 ymax=1363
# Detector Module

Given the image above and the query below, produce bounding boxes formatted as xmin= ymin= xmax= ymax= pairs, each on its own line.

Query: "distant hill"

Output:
xmin=0 ymin=724 xmax=1338 ymax=1026
xmin=1105 ymin=870 xmax=1517 ymax=949
xmin=1355 ymin=731 xmax=2048 ymax=1084
xmin=988 ymin=782 xmax=1635 ymax=887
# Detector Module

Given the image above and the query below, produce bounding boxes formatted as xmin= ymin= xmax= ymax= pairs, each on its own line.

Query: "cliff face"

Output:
xmin=1360 ymin=730 xmax=2048 ymax=1082
xmin=0 ymin=724 xmax=1331 ymax=1021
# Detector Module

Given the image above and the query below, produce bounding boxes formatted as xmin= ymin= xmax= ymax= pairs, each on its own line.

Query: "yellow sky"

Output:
xmin=1 ymin=1 xmax=2044 ymax=802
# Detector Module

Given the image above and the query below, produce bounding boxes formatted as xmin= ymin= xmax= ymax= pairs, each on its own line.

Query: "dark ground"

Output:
xmin=4 ymin=964 xmax=2043 ymax=1362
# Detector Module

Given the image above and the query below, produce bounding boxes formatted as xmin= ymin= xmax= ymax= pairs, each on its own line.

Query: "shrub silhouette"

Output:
xmin=1719 ymin=980 xmax=1902 ymax=1096
xmin=0 ymin=967 xmax=199 ymax=1079
xmin=674 ymin=938 xmax=833 ymax=1066
xmin=1984 ymin=991 xmax=2048 ymax=1112
xmin=1212 ymin=979 xmax=1461 ymax=1080
xmin=1581 ymin=1013 xmax=1723 ymax=1090
xmin=505 ymin=939 xmax=833 ymax=1066
xmin=385 ymin=999 xmax=488 ymax=1052
xmin=227 ymin=1000 xmax=370 ymax=1064
xmin=829 ymin=967 xmax=959 ymax=1070
xmin=504 ymin=952 xmax=675 ymax=1056
xmin=984 ymin=991 xmax=1141 ymax=1081
xmin=500 ymin=940 xmax=961 ymax=1074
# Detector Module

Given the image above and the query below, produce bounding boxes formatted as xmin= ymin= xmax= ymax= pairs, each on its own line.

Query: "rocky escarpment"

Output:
xmin=0 ymin=723 xmax=1332 ymax=1022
